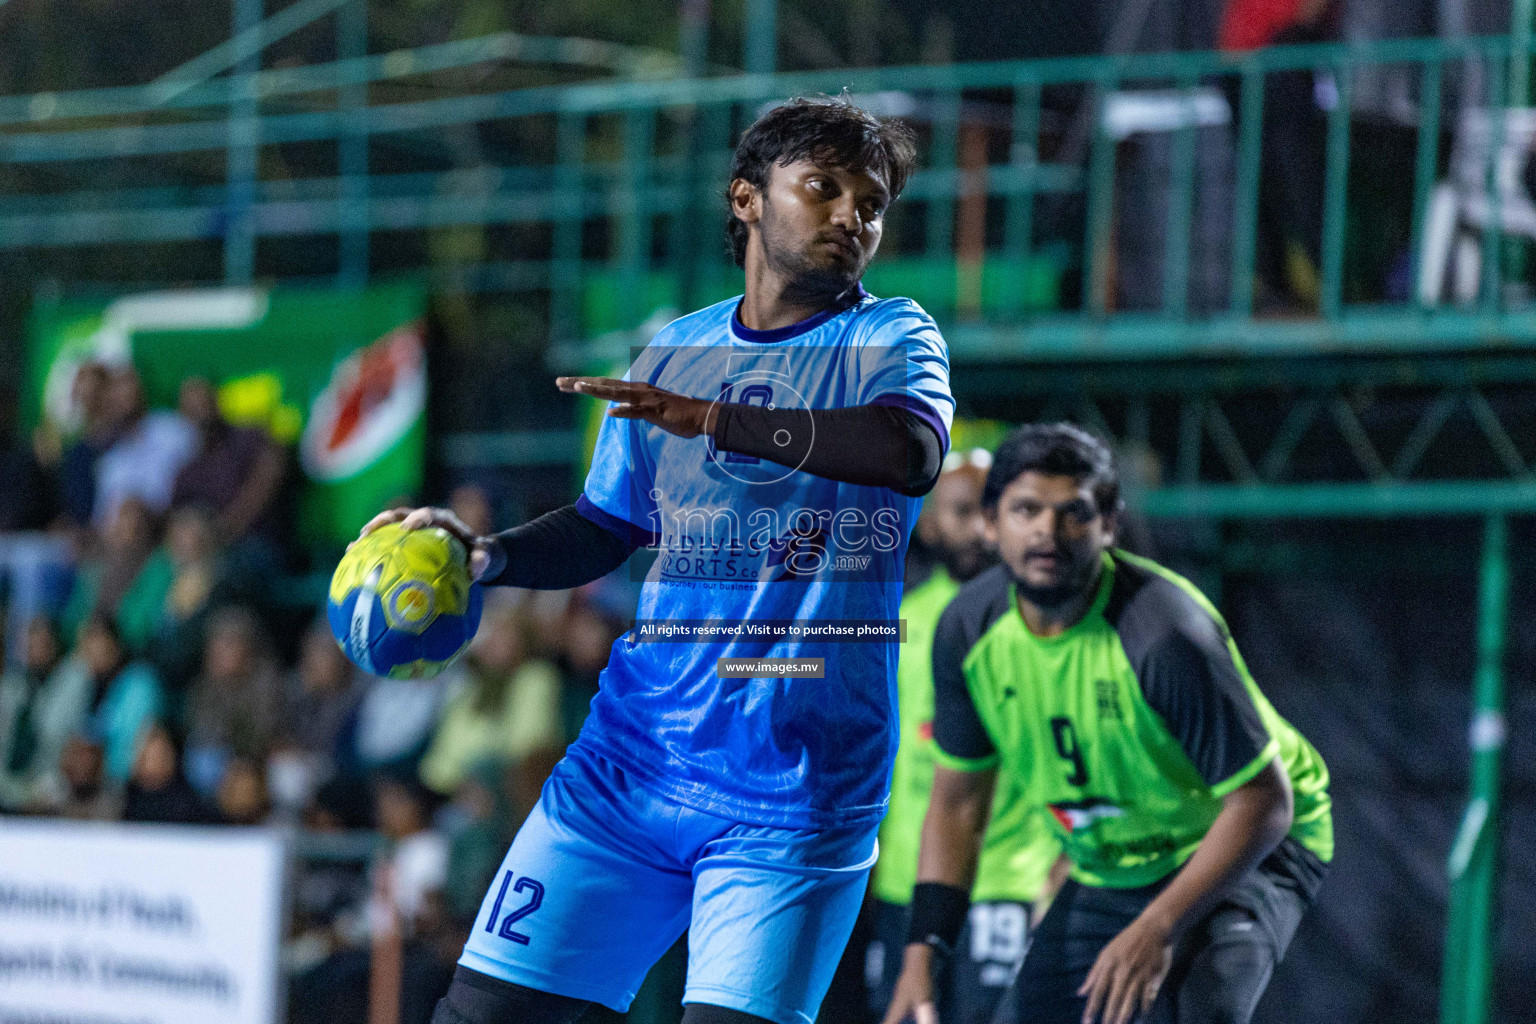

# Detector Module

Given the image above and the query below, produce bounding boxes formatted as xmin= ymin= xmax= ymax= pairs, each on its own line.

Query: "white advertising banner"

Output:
xmin=0 ymin=820 xmax=286 ymax=1024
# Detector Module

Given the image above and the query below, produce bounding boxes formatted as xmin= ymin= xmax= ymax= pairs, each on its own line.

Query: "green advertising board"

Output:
xmin=26 ymin=283 xmax=428 ymax=544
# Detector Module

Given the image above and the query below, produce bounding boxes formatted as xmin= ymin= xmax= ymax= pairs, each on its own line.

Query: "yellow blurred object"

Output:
xmin=269 ymin=404 xmax=304 ymax=445
xmin=217 ymin=372 xmax=305 ymax=444
xmin=950 ymin=418 xmax=1010 ymax=454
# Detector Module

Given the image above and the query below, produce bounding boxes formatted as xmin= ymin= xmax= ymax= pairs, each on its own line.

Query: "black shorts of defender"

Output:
xmin=430 ymin=965 xmax=777 ymax=1024
xmin=868 ymin=898 xmax=1033 ymax=1024
xmin=1010 ymin=839 xmax=1326 ymax=1024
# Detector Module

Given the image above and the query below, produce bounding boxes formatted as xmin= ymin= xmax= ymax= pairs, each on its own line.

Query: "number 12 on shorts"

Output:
xmin=485 ymin=871 xmax=545 ymax=944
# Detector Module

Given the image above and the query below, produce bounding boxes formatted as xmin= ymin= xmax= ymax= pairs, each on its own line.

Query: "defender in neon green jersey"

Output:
xmin=869 ymin=448 xmax=1062 ymax=1024
xmin=884 ymin=424 xmax=1331 ymax=1024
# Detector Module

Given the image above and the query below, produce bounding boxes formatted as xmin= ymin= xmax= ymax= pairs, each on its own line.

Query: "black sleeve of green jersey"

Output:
xmin=930 ymin=601 xmax=996 ymax=765
xmin=1121 ymin=595 xmax=1274 ymax=791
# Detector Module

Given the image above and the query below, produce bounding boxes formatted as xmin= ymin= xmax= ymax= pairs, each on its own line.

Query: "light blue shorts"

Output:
xmin=458 ymin=745 xmax=878 ymax=1024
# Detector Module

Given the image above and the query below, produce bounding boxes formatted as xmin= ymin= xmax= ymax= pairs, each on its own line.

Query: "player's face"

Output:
xmin=985 ymin=471 xmax=1115 ymax=608
xmin=753 ymin=157 xmax=890 ymax=294
xmin=919 ymin=468 xmax=992 ymax=581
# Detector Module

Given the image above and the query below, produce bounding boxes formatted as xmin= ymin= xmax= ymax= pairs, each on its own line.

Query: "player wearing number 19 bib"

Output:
xmin=421 ymin=98 xmax=955 ymax=1024
xmin=868 ymin=452 xmax=1061 ymax=1024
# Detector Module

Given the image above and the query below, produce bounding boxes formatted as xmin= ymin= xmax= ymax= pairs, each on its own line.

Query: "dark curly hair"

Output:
xmin=982 ymin=423 xmax=1122 ymax=518
xmin=725 ymin=96 xmax=917 ymax=268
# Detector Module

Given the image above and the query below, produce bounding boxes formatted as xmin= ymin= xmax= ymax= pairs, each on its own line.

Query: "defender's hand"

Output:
xmin=881 ymin=944 xmax=941 ymax=1024
xmin=557 ymin=376 xmax=718 ymax=439
xmin=354 ymin=506 xmax=495 ymax=581
xmin=1078 ymin=914 xmax=1173 ymax=1024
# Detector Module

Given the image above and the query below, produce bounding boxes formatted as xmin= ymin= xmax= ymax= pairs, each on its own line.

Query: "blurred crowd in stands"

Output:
xmin=0 ymin=361 xmax=629 ymax=1024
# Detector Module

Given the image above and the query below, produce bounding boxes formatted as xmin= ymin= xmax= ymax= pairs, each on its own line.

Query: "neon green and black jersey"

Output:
xmin=874 ymin=567 xmax=1061 ymax=906
xmin=931 ymin=550 xmax=1333 ymax=890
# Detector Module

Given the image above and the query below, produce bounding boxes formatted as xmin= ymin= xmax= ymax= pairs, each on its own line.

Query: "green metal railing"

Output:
xmin=1441 ymin=515 xmax=1509 ymax=1024
xmin=4 ymin=33 xmax=1536 ymax=361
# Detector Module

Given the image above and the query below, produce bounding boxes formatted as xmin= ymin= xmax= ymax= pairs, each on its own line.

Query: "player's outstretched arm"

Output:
xmin=557 ymin=376 xmax=717 ymax=438
xmin=1078 ymin=761 xmax=1293 ymax=1024
xmin=558 ymin=375 xmax=943 ymax=495
xmin=356 ymin=503 xmax=637 ymax=590
xmin=882 ymin=765 xmax=997 ymax=1024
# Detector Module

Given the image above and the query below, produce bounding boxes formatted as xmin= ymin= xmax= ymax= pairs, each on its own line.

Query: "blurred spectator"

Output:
xmin=447 ymin=483 xmax=494 ymax=537
xmin=506 ymin=747 xmax=564 ymax=827
xmin=0 ymin=396 xmax=52 ymax=532
xmin=340 ymin=674 xmax=447 ymax=777
xmin=61 ymin=496 xmax=172 ymax=653
xmin=171 ymin=376 xmax=287 ymax=547
xmin=0 ymin=619 xmax=62 ymax=803
xmin=1220 ymin=0 xmax=1332 ymax=51
xmin=0 ymin=532 xmax=75 ymax=670
xmin=92 ymin=366 xmax=196 ymax=529
xmin=267 ymin=617 xmax=365 ymax=816
xmin=290 ymin=774 xmax=451 ymax=1024
xmin=184 ymin=607 xmax=285 ymax=794
xmin=283 ymin=615 xmax=366 ymax=769
xmin=148 ymin=503 xmax=248 ymax=695
xmin=53 ymin=734 xmax=121 ymax=821
xmin=267 ymin=744 xmax=319 ymax=820
xmin=1220 ymin=0 xmax=1338 ymax=312
xmin=268 ymin=617 xmax=364 ymax=822
xmin=374 ymin=774 xmax=449 ymax=934
xmin=0 ymin=619 xmax=94 ymax=811
xmin=556 ymin=597 xmax=624 ymax=744
xmin=77 ymin=614 xmax=164 ymax=785
xmin=55 ymin=361 xmax=118 ymax=530
xmin=216 ymin=756 xmax=273 ymax=825
xmin=418 ymin=602 xmax=562 ymax=795
xmin=267 ymin=618 xmax=366 ymax=817
xmin=163 ymin=504 xmax=227 ymax=624
xmin=287 ymin=777 xmax=375 ymax=981
xmin=374 ymin=773 xmax=458 ymax=1020
xmin=307 ymin=773 xmax=376 ymax=833
xmin=441 ymin=760 xmax=511 ymax=925
xmin=122 ymin=720 xmax=213 ymax=825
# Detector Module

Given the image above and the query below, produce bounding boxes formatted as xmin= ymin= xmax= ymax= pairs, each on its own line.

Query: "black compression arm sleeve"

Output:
xmin=480 ymin=504 xmax=636 ymax=589
xmin=713 ymin=402 xmax=943 ymax=496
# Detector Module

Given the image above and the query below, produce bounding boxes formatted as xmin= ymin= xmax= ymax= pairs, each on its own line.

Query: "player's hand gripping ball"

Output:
xmin=328 ymin=522 xmax=483 ymax=679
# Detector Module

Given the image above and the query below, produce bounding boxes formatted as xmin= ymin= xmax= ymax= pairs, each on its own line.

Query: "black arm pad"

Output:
xmin=713 ymin=401 xmax=943 ymax=496
xmin=480 ymin=504 xmax=635 ymax=589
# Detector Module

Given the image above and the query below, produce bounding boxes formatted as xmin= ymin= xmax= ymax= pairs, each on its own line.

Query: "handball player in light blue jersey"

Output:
xmin=361 ymin=97 xmax=954 ymax=1024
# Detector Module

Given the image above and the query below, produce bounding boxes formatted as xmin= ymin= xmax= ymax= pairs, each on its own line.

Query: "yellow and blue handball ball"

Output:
xmin=327 ymin=522 xmax=483 ymax=679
